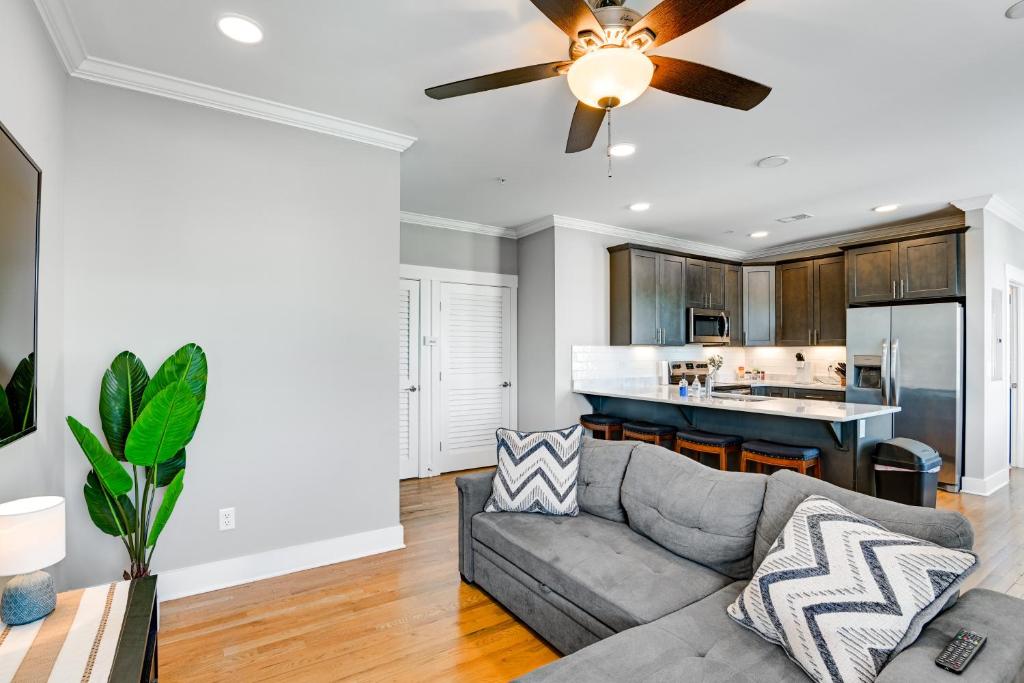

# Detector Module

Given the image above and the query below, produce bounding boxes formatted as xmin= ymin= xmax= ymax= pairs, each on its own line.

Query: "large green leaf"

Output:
xmin=125 ymin=383 xmax=198 ymax=467
xmin=152 ymin=449 xmax=186 ymax=488
xmin=6 ymin=353 xmax=35 ymax=433
xmin=0 ymin=389 xmax=12 ymax=439
xmin=84 ymin=471 xmax=137 ymax=537
xmin=99 ymin=351 xmax=150 ymax=461
xmin=67 ymin=416 xmax=133 ymax=496
xmin=141 ymin=344 xmax=207 ymax=427
xmin=147 ymin=470 xmax=184 ymax=547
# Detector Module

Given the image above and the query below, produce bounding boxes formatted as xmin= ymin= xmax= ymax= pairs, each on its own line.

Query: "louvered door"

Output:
xmin=398 ymin=279 xmax=421 ymax=479
xmin=437 ymin=282 xmax=512 ymax=473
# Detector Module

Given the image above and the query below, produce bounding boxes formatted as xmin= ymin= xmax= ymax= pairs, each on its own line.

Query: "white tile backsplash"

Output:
xmin=571 ymin=345 xmax=847 ymax=384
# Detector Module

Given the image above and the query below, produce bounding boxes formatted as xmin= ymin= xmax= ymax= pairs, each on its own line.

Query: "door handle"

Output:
xmin=500 ymin=381 xmax=512 ymax=388
xmin=406 ymin=386 xmax=418 ymax=393
xmin=881 ymin=339 xmax=890 ymax=406
xmin=892 ymin=338 xmax=901 ymax=406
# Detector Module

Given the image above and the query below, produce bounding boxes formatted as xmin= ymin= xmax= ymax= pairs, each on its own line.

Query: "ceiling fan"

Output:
xmin=425 ymin=0 xmax=771 ymax=153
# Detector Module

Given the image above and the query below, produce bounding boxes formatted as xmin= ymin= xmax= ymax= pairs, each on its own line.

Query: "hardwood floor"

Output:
xmin=161 ymin=469 xmax=1023 ymax=682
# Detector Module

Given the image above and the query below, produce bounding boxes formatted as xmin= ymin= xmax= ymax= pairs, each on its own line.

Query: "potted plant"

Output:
xmin=66 ymin=344 xmax=207 ymax=579
xmin=795 ymin=352 xmax=806 ymax=369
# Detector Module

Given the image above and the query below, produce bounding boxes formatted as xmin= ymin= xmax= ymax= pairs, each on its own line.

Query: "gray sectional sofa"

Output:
xmin=456 ymin=439 xmax=1024 ymax=682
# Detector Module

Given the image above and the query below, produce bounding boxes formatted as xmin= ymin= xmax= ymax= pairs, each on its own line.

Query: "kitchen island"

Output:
xmin=574 ymin=382 xmax=900 ymax=494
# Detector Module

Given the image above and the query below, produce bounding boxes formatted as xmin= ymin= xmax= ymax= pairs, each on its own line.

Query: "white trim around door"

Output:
xmin=1008 ymin=265 xmax=1024 ymax=469
xmin=399 ymin=265 xmax=518 ymax=477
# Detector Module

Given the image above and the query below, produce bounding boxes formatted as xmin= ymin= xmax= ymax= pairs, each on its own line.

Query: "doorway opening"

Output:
xmin=1010 ymin=280 xmax=1023 ymax=468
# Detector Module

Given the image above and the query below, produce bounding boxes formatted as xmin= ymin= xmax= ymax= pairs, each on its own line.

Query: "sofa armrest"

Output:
xmin=877 ymin=588 xmax=1024 ymax=682
xmin=456 ymin=469 xmax=495 ymax=582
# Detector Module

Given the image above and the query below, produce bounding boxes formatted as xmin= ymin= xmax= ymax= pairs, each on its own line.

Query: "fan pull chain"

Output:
xmin=606 ymin=106 xmax=613 ymax=179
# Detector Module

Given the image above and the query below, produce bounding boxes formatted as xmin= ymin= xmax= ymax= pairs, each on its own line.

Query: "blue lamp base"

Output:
xmin=1 ymin=571 xmax=57 ymax=626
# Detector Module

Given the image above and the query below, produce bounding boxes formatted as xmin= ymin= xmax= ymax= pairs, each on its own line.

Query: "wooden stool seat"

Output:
xmin=580 ymin=414 xmax=624 ymax=440
xmin=622 ymin=421 xmax=676 ymax=448
xmin=675 ymin=429 xmax=742 ymax=471
xmin=741 ymin=440 xmax=821 ymax=478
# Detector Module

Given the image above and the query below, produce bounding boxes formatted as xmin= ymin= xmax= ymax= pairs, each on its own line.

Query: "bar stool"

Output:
xmin=622 ymin=421 xmax=676 ymax=448
xmin=741 ymin=440 xmax=821 ymax=478
xmin=579 ymin=414 xmax=624 ymax=440
xmin=674 ymin=429 xmax=743 ymax=471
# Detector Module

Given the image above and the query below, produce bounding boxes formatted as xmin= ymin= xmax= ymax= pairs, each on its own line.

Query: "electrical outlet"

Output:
xmin=219 ymin=507 xmax=235 ymax=531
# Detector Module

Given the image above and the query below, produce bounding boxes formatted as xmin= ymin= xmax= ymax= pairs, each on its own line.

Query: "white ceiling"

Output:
xmin=60 ymin=0 xmax=1024 ymax=250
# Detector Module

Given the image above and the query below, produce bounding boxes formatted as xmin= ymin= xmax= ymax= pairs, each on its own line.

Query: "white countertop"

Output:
xmin=714 ymin=379 xmax=846 ymax=391
xmin=573 ymin=382 xmax=899 ymax=423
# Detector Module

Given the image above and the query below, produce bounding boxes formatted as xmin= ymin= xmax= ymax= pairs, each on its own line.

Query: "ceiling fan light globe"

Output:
xmin=567 ymin=48 xmax=654 ymax=109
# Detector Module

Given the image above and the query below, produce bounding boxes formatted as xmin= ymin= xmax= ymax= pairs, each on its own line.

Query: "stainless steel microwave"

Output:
xmin=688 ymin=308 xmax=731 ymax=345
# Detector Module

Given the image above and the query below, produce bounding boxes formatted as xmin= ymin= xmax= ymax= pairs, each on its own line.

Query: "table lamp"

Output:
xmin=0 ymin=496 xmax=65 ymax=625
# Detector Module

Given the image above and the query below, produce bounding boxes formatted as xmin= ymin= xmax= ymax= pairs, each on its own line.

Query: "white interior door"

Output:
xmin=398 ymin=279 xmax=421 ymax=480
xmin=437 ymin=282 xmax=512 ymax=473
xmin=1011 ymin=285 xmax=1022 ymax=468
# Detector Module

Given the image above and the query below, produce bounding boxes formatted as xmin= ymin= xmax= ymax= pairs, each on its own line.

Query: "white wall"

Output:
xmin=62 ymin=80 xmax=401 ymax=588
xmin=516 ymin=229 xmax=556 ymax=430
xmin=0 ymin=0 xmax=67 ymax=517
xmin=962 ymin=206 xmax=1024 ymax=495
xmin=400 ymin=222 xmax=517 ymax=275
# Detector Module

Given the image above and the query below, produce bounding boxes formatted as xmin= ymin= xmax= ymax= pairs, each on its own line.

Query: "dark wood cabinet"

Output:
xmin=899 ymin=234 xmax=961 ymax=300
xmin=685 ymin=258 xmax=725 ymax=309
xmin=846 ymin=233 xmax=962 ymax=304
xmin=777 ymin=256 xmax=847 ymax=347
xmin=724 ymin=265 xmax=743 ymax=347
xmin=776 ymin=261 xmax=814 ymax=346
xmin=813 ymin=256 xmax=846 ymax=346
xmin=658 ymin=254 xmax=687 ymax=345
xmin=742 ymin=266 xmax=775 ymax=346
xmin=609 ymin=247 xmax=688 ymax=345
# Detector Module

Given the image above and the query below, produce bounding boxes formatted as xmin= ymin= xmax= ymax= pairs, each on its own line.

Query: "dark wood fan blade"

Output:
xmin=566 ymin=102 xmax=606 ymax=153
xmin=649 ymin=55 xmax=770 ymax=110
xmin=628 ymin=0 xmax=748 ymax=49
xmin=529 ymin=0 xmax=605 ymax=41
xmin=425 ymin=61 xmax=571 ymax=100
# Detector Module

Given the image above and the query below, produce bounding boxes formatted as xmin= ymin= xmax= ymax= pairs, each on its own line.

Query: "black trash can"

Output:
xmin=873 ymin=438 xmax=942 ymax=508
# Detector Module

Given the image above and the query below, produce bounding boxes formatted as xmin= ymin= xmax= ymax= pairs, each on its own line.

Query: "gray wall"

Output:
xmin=0 ymin=0 xmax=67 ymax=524
xmin=62 ymin=80 xmax=401 ymax=587
xmin=400 ymin=222 xmax=517 ymax=275
xmin=516 ymin=228 xmax=556 ymax=430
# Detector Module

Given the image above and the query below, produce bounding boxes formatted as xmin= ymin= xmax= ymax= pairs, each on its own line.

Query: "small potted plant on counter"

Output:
xmin=707 ymin=354 xmax=724 ymax=393
xmin=795 ymin=352 xmax=806 ymax=369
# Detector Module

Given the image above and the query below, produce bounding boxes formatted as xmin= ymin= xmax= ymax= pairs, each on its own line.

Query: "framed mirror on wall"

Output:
xmin=0 ymin=120 xmax=40 ymax=448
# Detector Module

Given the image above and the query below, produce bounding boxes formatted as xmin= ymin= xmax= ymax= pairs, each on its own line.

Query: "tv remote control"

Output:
xmin=935 ymin=629 xmax=986 ymax=674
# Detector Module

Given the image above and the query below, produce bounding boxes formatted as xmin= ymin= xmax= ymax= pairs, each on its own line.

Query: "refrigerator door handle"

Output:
xmin=881 ymin=339 xmax=890 ymax=406
xmin=892 ymin=338 xmax=901 ymax=406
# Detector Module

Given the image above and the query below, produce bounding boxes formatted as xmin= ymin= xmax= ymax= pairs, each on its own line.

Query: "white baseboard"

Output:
xmin=155 ymin=524 xmax=405 ymax=602
xmin=960 ymin=469 xmax=1011 ymax=497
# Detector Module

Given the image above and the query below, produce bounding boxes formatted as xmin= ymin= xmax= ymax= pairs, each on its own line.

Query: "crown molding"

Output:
xmin=517 ymin=215 xmax=748 ymax=260
xmin=74 ymin=58 xmax=417 ymax=152
xmin=954 ymin=194 xmax=1024 ymax=231
xmin=31 ymin=0 xmax=416 ymax=152
xmin=744 ymin=210 xmax=967 ymax=260
xmin=400 ymin=211 xmax=517 ymax=239
xmin=32 ymin=0 xmax=86 ymax=72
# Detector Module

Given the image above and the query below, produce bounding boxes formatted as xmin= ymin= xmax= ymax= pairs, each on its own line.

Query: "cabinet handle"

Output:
xmin=808 ymin=330 xmax=812 ymax=345
xmin=900 ymin=279 xmax=905 ymax=298
xmin=892 ymin=281 xmax=897 ymax=299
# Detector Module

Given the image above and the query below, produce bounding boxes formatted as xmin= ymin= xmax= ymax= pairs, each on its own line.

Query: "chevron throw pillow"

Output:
xmin=484 ymin=426 xmax=584 ymax=516
xmin=728 ymin=495 xmax=977 ymax=683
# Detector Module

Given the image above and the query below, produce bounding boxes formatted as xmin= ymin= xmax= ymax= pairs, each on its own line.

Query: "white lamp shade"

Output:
xmin=0 ymin=497 xmax=65 ymax=576
xmin=567 ymin=48 xmax=654 ymax=109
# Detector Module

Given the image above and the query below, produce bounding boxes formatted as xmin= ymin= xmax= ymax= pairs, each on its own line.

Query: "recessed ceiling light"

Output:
xmin=608 ymin=143 xmax=636 ymax=158
xmin=873 ymin=204 xmax=901 ymax=213
xmin=1007 ymin=0 xmax=1024 ymax=18
xmin=756 ymin=155 xmax=790 ymax=169
xmin=629 ymin=202 xmax=651 ymax=212
xmin=750 ymin=231 xmax=770 ymax=239
xmin=217 ymin=15 xmax=264 ymax=44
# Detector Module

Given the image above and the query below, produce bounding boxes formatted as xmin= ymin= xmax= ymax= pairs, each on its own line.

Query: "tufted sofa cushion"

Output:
xmin=515 ymin=581 xmax=808 ymax=682
xmin=472 ymin=511 xmax=732 ymax=633
xmin=621 ymin=444 xmax=768 ymax=579
xmin=576 ymin=438 xmax=635 ymax=523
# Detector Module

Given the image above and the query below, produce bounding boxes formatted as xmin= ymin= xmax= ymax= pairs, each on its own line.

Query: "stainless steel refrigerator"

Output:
xmin=846 ymin=303 xmax=964 ymax=491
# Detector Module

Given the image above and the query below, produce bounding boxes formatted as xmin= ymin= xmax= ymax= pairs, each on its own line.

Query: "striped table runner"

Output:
xmin=0 ymin=581 xmax=130 ymax=683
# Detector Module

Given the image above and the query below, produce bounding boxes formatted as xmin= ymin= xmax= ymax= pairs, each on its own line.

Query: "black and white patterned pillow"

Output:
xmin=484 ymin=426 xmax=584 ymax=516
xmin=728 ymin=495 xmax=977 ymax=683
